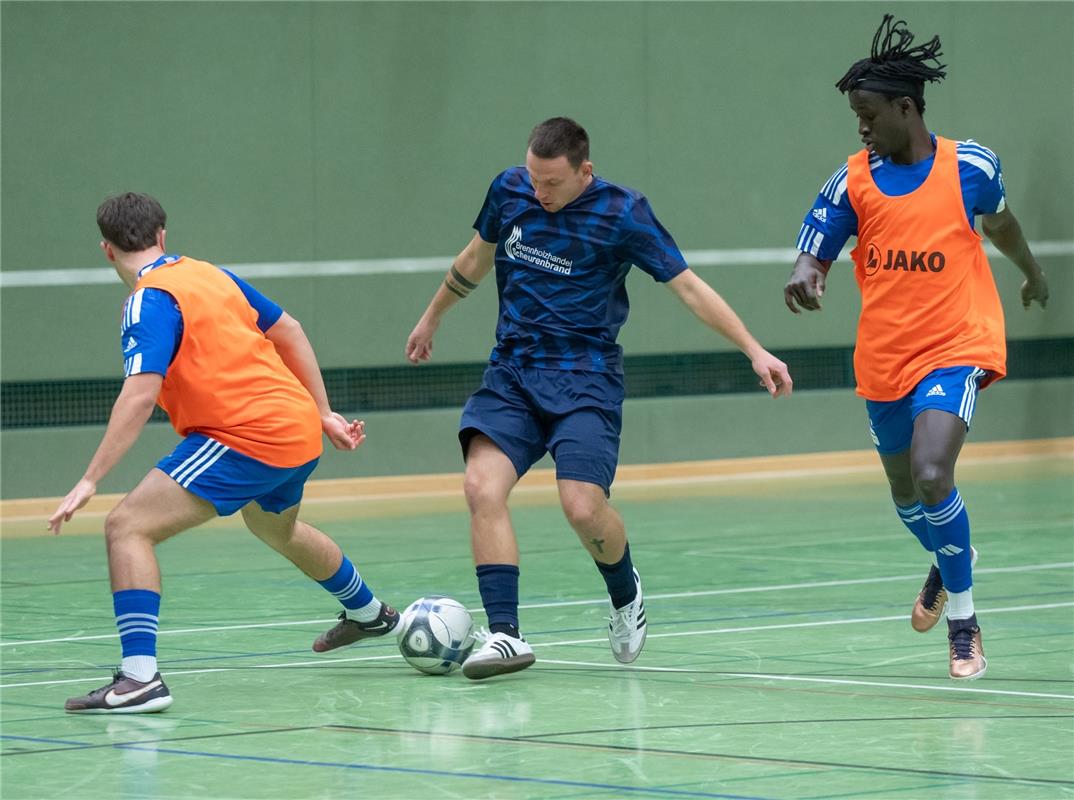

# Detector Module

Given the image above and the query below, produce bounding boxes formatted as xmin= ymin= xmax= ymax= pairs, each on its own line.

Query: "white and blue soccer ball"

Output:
xmin=396 ymin=596 xmax=475 ymax=675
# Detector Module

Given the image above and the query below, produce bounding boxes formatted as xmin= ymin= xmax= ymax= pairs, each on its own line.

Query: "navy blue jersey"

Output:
xmin=474 ymin=167 xmax=687 ymax=373
xmin=121 ymin=255 xmax=283 ymax=377
xmin=796 ymin=136 xmax=1005 ymax=262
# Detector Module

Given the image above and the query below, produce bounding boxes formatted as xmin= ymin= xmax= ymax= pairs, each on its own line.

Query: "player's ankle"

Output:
xmin=489 ymin=622 xmax=521 ymax=639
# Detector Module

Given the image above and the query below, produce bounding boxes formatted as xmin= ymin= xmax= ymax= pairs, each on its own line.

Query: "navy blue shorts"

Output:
xmin=156 ymin=433 xmax=319 ymax=516
xmin=866 ymin=366 xmax=989 ymax=454
xmin=459 ymin=363 xmax=624 ymax=493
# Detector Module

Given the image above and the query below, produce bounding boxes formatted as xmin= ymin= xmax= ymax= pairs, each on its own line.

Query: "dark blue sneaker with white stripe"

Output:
xmin=608 ymin=568 xmax=646 ymax=663
xmin=312 ymin=603 xmax=400 ymax=653
xmin=462 ymin=630 xmax=535 ymax=680
xmin=65 ymin=669 xmax=173 ymax=714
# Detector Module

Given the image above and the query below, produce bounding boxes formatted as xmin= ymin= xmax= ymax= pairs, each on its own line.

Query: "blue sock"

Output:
xmin=895 ymin=501 xmax=932 ymax=553
xmin=476 ymin=564 xmax=520 ymax=634
xmin=318 ymin=555 xmax=379 ymax=621
xmin=923 ymin=488 xmax=973 ymax=593
xmin=595 ymin=543 xmax=638 ymax=609
xmin=114 ymin=589 xmax=160 ymax=681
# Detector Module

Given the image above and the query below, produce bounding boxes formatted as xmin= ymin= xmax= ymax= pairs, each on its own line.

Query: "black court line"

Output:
xmin=1 ymin=735 xmax=774 ymax=800
xmin=325 ymin=724 xmax=1074 ymax=787
xmin=516 ymin=714 xmax=1074 ymax=738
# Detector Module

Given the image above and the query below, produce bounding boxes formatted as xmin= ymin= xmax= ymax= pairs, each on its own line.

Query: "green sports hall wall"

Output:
xmin=1 ymin=2 xmax=1072 ymax=499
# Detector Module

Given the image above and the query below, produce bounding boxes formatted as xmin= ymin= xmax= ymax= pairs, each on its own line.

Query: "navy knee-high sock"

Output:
xmin=476 ymin=564 xmax=520 ymax=637
xmin=596 ymin=543 xmax=638 ymax=609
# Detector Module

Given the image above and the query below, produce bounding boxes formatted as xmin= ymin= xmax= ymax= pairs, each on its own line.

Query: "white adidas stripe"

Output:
xmin=925 ymin=496 xmax=966 ymax=526
xmin=174 ymin=441 xmax=226 ymax=487
xmin=169 ymin=439 xmax=217 ymax=483
xmin=180 ymin=443 xmax=229 ymax=488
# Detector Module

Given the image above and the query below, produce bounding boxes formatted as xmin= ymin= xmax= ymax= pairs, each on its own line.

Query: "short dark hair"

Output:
xmin=835 ymin=14 xmax=947 ymax=114
xmin=96 ymin=192 xmax=167 ymax=252
xmin=527 ymin=117 xmax=590 ymax=167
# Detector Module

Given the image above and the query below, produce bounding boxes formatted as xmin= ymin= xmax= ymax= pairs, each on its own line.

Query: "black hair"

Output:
xmin=97 ymin=192 xmax=167 ymax=252
xmin=835 ymin=14 xmax=947 ymax=114
xmin=527 ymin=117 xmax=589 ymax=167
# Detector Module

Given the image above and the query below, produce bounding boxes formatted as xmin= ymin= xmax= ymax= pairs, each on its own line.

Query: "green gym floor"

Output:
xmin=2 ymin=445 xmax=1072 ymax=799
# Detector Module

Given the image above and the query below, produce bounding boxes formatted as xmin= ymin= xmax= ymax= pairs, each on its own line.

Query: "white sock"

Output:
xmin=345 ymin=599 xmax=382 ymax=623
xmin=947 ymin=588 xmax=975 ymax=620
xmin=121 ymin=655 xmax=158 ymax=682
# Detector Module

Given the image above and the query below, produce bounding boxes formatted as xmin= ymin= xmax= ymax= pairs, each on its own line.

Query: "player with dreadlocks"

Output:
xmin=783 ymin=14 xmax=1049 ymax=680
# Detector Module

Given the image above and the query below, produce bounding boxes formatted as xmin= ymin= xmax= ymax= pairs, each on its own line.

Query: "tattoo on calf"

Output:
xmin=589 ymin=538 xmax=605 ymax=553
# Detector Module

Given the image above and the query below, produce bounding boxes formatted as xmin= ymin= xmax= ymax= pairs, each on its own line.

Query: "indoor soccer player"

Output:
xmin=407 ymin=117 xmax=793 ymax=680
xmin=50 ymin=193 xmax=398 ymax=713
xmin=783 ymin=16 xmax=1049 ymax=679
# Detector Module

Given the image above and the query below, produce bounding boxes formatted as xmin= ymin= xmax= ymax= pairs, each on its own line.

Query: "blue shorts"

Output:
xmin=459 ymin=363 xmax=624 ymax=494
xmin=866 ymin=366 xmax=989 ymax=454
xmin=156 ymin=433 xmax=319 ymax=516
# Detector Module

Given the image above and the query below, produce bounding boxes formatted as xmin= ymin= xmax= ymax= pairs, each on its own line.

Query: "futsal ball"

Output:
xmin=396 ymin=596 xmax=476 ymax=675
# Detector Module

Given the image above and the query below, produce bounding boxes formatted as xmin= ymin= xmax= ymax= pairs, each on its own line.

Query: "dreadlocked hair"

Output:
xmin=835 ymin=14 xmax=947 ymax=113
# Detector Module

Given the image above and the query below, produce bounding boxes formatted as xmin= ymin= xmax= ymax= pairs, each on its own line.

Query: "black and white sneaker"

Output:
xmin=462 ymin=630 xmax=535 ymax=680
xmin=312 ymin=603 xmax=400 ymax=652
xmin=608 ymin=568 xmax=647 ymax=664
xmin=65 ymin=669 xmax=173 ymax=714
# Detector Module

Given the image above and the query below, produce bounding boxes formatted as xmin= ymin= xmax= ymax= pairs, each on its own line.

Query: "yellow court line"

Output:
xmin=2 ymin=437 xmax=1070 ymax=537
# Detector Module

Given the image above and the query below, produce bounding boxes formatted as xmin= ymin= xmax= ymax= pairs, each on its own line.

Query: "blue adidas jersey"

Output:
xmin=120 ymin=255 xmax=283 ymax=378
xmin=796 ymin=136 xmax=1006 ymax=262
xmin=474 ymin=166 xmax=688 ymax=372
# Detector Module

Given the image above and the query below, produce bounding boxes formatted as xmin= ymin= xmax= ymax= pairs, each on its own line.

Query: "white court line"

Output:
xmin=0 ymin=654 xmax=403 ymax=689
xmin=3 ymin=600 xmax=1072 ymax=691
xmin=533 ymin=602 xmax=1074 ymax=648
xmin=3 ymin=240 xmax=1071 ymax=287
xmin=520 ymin=561 xmax=1074 ymax=610
xmin=2 ymin=562 xmax=1071 ymax=648
xmin=538 ymin=659 xmax=1074 ymax=701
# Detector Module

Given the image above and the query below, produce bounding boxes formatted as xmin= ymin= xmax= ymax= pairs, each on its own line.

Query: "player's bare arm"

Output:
xmin=48 ymin=372 xmax=163 ymax=534
xmin=667 ymin=269 xmax=793 ymax=397
xmin=406 ymin=233 xmax=496 ymax=364
xmin=784 ymin=252 xmax=833 ymax=314
xmin=980 ymin=206 xmax=1049 ymax=310
xmin=265 ymin=312 xmax=364 ymax=450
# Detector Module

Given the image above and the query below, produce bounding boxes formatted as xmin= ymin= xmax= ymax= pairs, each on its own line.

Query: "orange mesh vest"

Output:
xmin=135 ymin=258 xmax=322 ymax=467
xmin=847 ymin=136 xmax=1006 ymax=401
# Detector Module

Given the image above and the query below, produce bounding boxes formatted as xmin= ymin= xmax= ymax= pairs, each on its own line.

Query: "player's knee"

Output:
xmin=463 ymin=471 xmax=507 ymax=515
xmin=911 ymin=462 xmax=953 ymax=504
xmin=560 ymin=491 xmax=603 ymax=532
xmin=103 ymin=506 xmax=137 ymax=551
xmin=885 ymin=473 xmax=916 ymax=504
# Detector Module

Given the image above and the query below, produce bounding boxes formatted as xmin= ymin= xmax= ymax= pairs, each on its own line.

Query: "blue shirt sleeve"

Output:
xmin=120 ymin=288 xmax=183 ymax=377
xmin=473 ymin=173 xmax=503 ymax=244
xmin=956 ymin=141 xmax=1005 ymax=217
xmin=222 ymin=269 xmax=283 ymax=332
xmin=796 ymin=161 xmax=858 ymax=262
xmin=614 ymin=195 xmax=688 ymax=282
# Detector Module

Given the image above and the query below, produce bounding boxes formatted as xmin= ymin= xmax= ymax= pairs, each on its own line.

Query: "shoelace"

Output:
xmin=609 ymin=604 xmax=638 ymax=638
xmin=88 ymin=669 xmax=126 ymax=697
xmin=470 ymin=626 xmax=491 ymax=644
xmin=920 ymin=566 xmax=945 ymax=610
xmin=950 ymin=627 xmax=978 ymax=660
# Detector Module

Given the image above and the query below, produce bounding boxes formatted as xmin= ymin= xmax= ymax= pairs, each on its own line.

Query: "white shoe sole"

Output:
xmin=462 ymin=653 xmax=536 ymax=681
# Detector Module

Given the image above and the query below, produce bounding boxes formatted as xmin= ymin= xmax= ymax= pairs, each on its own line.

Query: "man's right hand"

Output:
xmin=48 ymin=478 xmax=97 ymax=535
xmin=784 ymin=253 xmax=831 ymax=313
xmin=405 ymin=318 xmax=438 ymax=364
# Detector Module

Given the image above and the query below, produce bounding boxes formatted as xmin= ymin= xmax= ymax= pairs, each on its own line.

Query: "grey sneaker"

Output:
xmin=462 ymin=630 xmax=535 ymax=680
xmin=65 ymin=670 xmax=172 ymax=714
xmin=608 ymin=568 xmax=647 ymax=664
xmin=312 ymin=603 xmax=400 ymax=652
